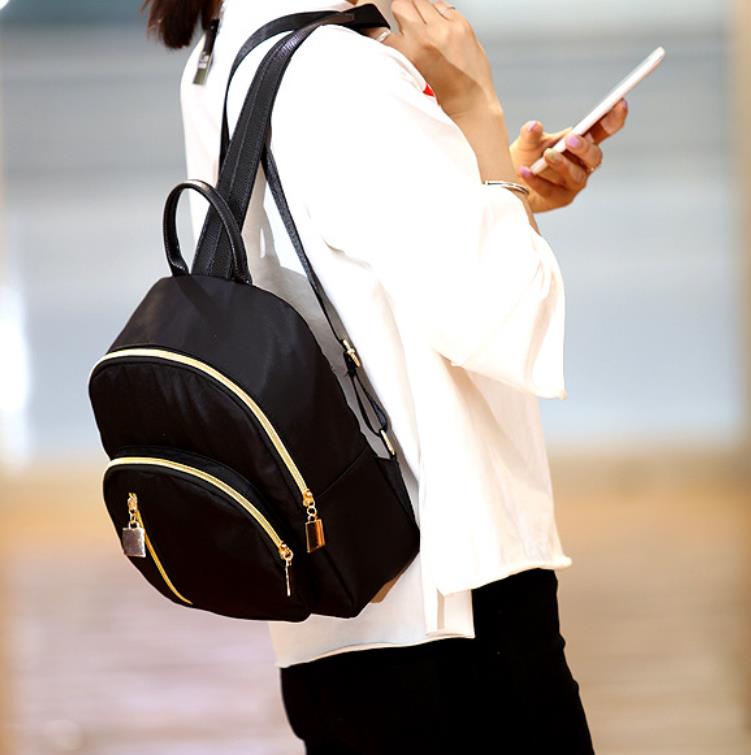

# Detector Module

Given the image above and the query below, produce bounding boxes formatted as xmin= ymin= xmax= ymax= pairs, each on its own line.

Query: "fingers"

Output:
xmin=513 ymin=122 xmax=576 ymax=184
xmin=380 ymin=0 xmax=423 ymax=54
xmin=533 ymin=147 xmax=588 ymax=193
xmin=420 ymin=0 xmax=456 ymax=23
xmin=518 ymin=121 xmax=570 ymax=151
xmin=365 ymin=0 xmax=453 ymax=48
xmin=516 ymin=120 xmax=546 ymax=152
xmin=410 ymin=0 xmax=431 ymax=23
xmin=601 ymin=98 xmax=628 ymax=136
xmin=540 ymin=127 xmax=571 ymax=151
xmin=518 ymin=166 xmax=575 ymax=208
xmin=389 ymin=0 xmax=424 ymax=32
xmin=561 ymin=132 xmax=603 ymax=173
xmin=514 ymin=102 xmax=622 ymax=211
xmin=586 ymin=98 xmax=629 ymax=144
xmin=515 ymin=122 xmax=570 ymax=174
xmin=412 ymin=0 xmax=452 ymax=23
xmin=389 ymin=0 xmax=455 ymax=46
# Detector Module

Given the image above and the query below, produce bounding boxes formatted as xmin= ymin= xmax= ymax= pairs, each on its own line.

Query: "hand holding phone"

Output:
xmin=528 ymin=47 xmax=666 ymax=176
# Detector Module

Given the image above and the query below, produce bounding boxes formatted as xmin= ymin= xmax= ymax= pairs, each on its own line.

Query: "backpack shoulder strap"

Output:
xmin=262 ymin=145 xmax=397 ymax=458
xmin=218 ymin=9 xmax=338 ymax=165
xmin=192 ymin=4 xmax=386 ymax=280
xmin=193 ymin=4 xmax=399 ymax=458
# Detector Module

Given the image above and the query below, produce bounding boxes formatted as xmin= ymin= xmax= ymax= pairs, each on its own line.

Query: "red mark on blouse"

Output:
xmin=423 ymin=83 xmax=435 ymax=97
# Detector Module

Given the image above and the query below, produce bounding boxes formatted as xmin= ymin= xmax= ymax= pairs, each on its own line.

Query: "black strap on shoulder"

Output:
xmin=218 ymin=9 xmax=335 ymax=166
xmin=193 ymin=4 xmax=398 ymax=458
xmin=192 ymin=4 xmax=387 ymax=280
xmin=262 ymin=143 xmax=396 ymax=458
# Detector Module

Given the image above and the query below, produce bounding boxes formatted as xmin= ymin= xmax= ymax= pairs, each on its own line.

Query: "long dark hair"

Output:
xmin=142 ymin=0 xmax=217 ymax=49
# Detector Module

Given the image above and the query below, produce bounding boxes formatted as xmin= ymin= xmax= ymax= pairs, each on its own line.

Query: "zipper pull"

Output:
xmin=122 ymin=492 xmax=147 ymax=558
xmin=303 ymin=489 xmax=326 ymax=552
xmin=279 ymin=543 xmax=294 ymax=597
xmin=193 ymin=17 xmax=220 ymax=85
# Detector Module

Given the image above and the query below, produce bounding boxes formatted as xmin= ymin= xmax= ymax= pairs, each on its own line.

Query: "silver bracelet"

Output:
xmin=483 ymin=180 xmax=531 ymax=197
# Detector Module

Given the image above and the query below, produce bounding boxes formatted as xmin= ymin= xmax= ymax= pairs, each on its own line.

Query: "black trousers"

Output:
xmin=280 ymin=568 xmax=595 ymax=754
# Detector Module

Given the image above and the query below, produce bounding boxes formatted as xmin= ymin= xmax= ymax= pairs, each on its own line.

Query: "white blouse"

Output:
xmin=180 ymin=0 xmax=572 ymax=669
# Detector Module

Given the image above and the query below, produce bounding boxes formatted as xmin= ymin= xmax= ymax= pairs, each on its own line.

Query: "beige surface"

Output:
xmin=0 ymin=461 xmax=749 ymax=754
xmin=555 ymin=475 xmax=751 ymax=755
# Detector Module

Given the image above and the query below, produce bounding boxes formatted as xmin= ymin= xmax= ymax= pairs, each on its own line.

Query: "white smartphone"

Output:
xmin=529 ymin=46 xmax=666 ymax=175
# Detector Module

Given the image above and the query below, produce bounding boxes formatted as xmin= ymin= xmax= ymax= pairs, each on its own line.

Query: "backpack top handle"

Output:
xmin=163 ymin=179 xmax=251 ymax=284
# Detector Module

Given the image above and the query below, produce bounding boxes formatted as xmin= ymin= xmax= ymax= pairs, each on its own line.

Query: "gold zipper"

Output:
xmin=124 ymin=491 xmax=193 ymax=605
xmin=93 ymin=347 xmax=325 ymax=552
xmin=109 ymin=456 xmax=295 ymax=598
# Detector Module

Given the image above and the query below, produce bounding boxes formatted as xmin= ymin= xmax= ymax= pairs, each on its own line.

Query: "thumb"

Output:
xmin=541 ymin=126 xmax=572 ymax=150
xmin=518 ymin=122 xmax=574 ymax=152
xmin=517 ymin=120 xmax=547 ymax=151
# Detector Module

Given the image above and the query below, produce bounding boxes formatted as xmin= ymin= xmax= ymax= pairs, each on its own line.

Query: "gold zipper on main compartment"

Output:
xmin=93 ymin=347 xmax=325 ymax=552
xmin=110 ymin=457 xmax=295 ymax=598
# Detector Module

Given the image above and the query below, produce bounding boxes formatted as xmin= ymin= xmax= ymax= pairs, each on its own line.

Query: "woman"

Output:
xmin=144 ymin=0 xmax=627 ymax=752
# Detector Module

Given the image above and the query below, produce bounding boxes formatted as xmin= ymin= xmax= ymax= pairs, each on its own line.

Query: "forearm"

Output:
xmin=450 ymin=99 xmax=539 ymax=233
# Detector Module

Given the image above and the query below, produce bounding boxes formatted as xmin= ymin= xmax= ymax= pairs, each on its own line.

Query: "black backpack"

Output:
xmin=88 ymin=4 xmax=420 ymax=622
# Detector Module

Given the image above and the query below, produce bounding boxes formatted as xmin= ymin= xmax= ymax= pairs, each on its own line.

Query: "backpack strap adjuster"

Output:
xmin=379 ymin=429 xmax=396 ymax=458
xmin=341 ymin=338 xmax=362 ymax=370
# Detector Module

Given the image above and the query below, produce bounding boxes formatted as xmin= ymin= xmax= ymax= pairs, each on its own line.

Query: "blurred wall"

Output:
xmin=737 ymin=0 xmax=751 ymax=462
xmin=0 ymin=0 xmax=742 ymax=471
xmin=0 ymin=0 xmax=726 ymax=30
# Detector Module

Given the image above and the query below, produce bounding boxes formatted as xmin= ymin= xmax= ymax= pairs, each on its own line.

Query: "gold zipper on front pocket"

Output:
xmin=122 ymin=491 xmax=193 ymax=605
xmin=93 ymin=348 xmax=325 ymax=553
xmin=108 ymin=456 xmax=296 ymax=598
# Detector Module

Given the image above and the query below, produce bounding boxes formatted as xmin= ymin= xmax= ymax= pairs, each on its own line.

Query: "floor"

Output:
xmin=1 ymin=464 xmax=749 ymax=754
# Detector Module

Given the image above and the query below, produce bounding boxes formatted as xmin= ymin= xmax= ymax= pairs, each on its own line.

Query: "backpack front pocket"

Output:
xmin=103 ymin=448 xmax=310 ymax=621
xmin=91 ymin=347 xmax=327 ymax=553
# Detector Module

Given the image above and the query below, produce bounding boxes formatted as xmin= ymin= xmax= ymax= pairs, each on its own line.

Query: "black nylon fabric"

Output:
xmin=103 ymin=448 xmax=310 ymax=621
xmin=89 ymin=275 xmax=420 ymax=619
xmin=91 ymin=361 xmax=298 ymax=519
xmin=93 ymin=275 xmax=363 ymax=497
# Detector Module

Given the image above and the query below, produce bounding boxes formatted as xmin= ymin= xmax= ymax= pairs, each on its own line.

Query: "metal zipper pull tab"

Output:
xmin=122 ymin=492 xmax=147 ymax=558
xmin=303 ymin=489 xmax=325 ymax=552
xmin=279 ymin=544 xmax=294 ymax=597
xmin=193 ymin=17 xmax=220 ymax=85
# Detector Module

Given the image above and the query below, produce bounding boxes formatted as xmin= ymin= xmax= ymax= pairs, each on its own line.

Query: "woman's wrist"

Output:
xmin=448 ymin=96 xmax=539 ymax=231
xmin=449 ymin=98 xmax=517 ymax=182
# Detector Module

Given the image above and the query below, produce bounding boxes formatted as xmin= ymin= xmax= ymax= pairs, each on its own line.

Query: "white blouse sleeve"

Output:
xmin=270 ymin=29 xmax=567 ymax=400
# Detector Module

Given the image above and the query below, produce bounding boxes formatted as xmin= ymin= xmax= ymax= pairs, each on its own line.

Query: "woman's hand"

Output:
xmin=373 ymin=0 xmax=501 ymax=118
xmin=363 ymin=0 xmax=546 ymax=229
xmin=510 ymin=99 xmax=629 ymax=213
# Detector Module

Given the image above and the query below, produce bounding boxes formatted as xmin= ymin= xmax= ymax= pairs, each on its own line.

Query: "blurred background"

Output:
xmin=0 ymin=0 xmax=748 ymax=753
